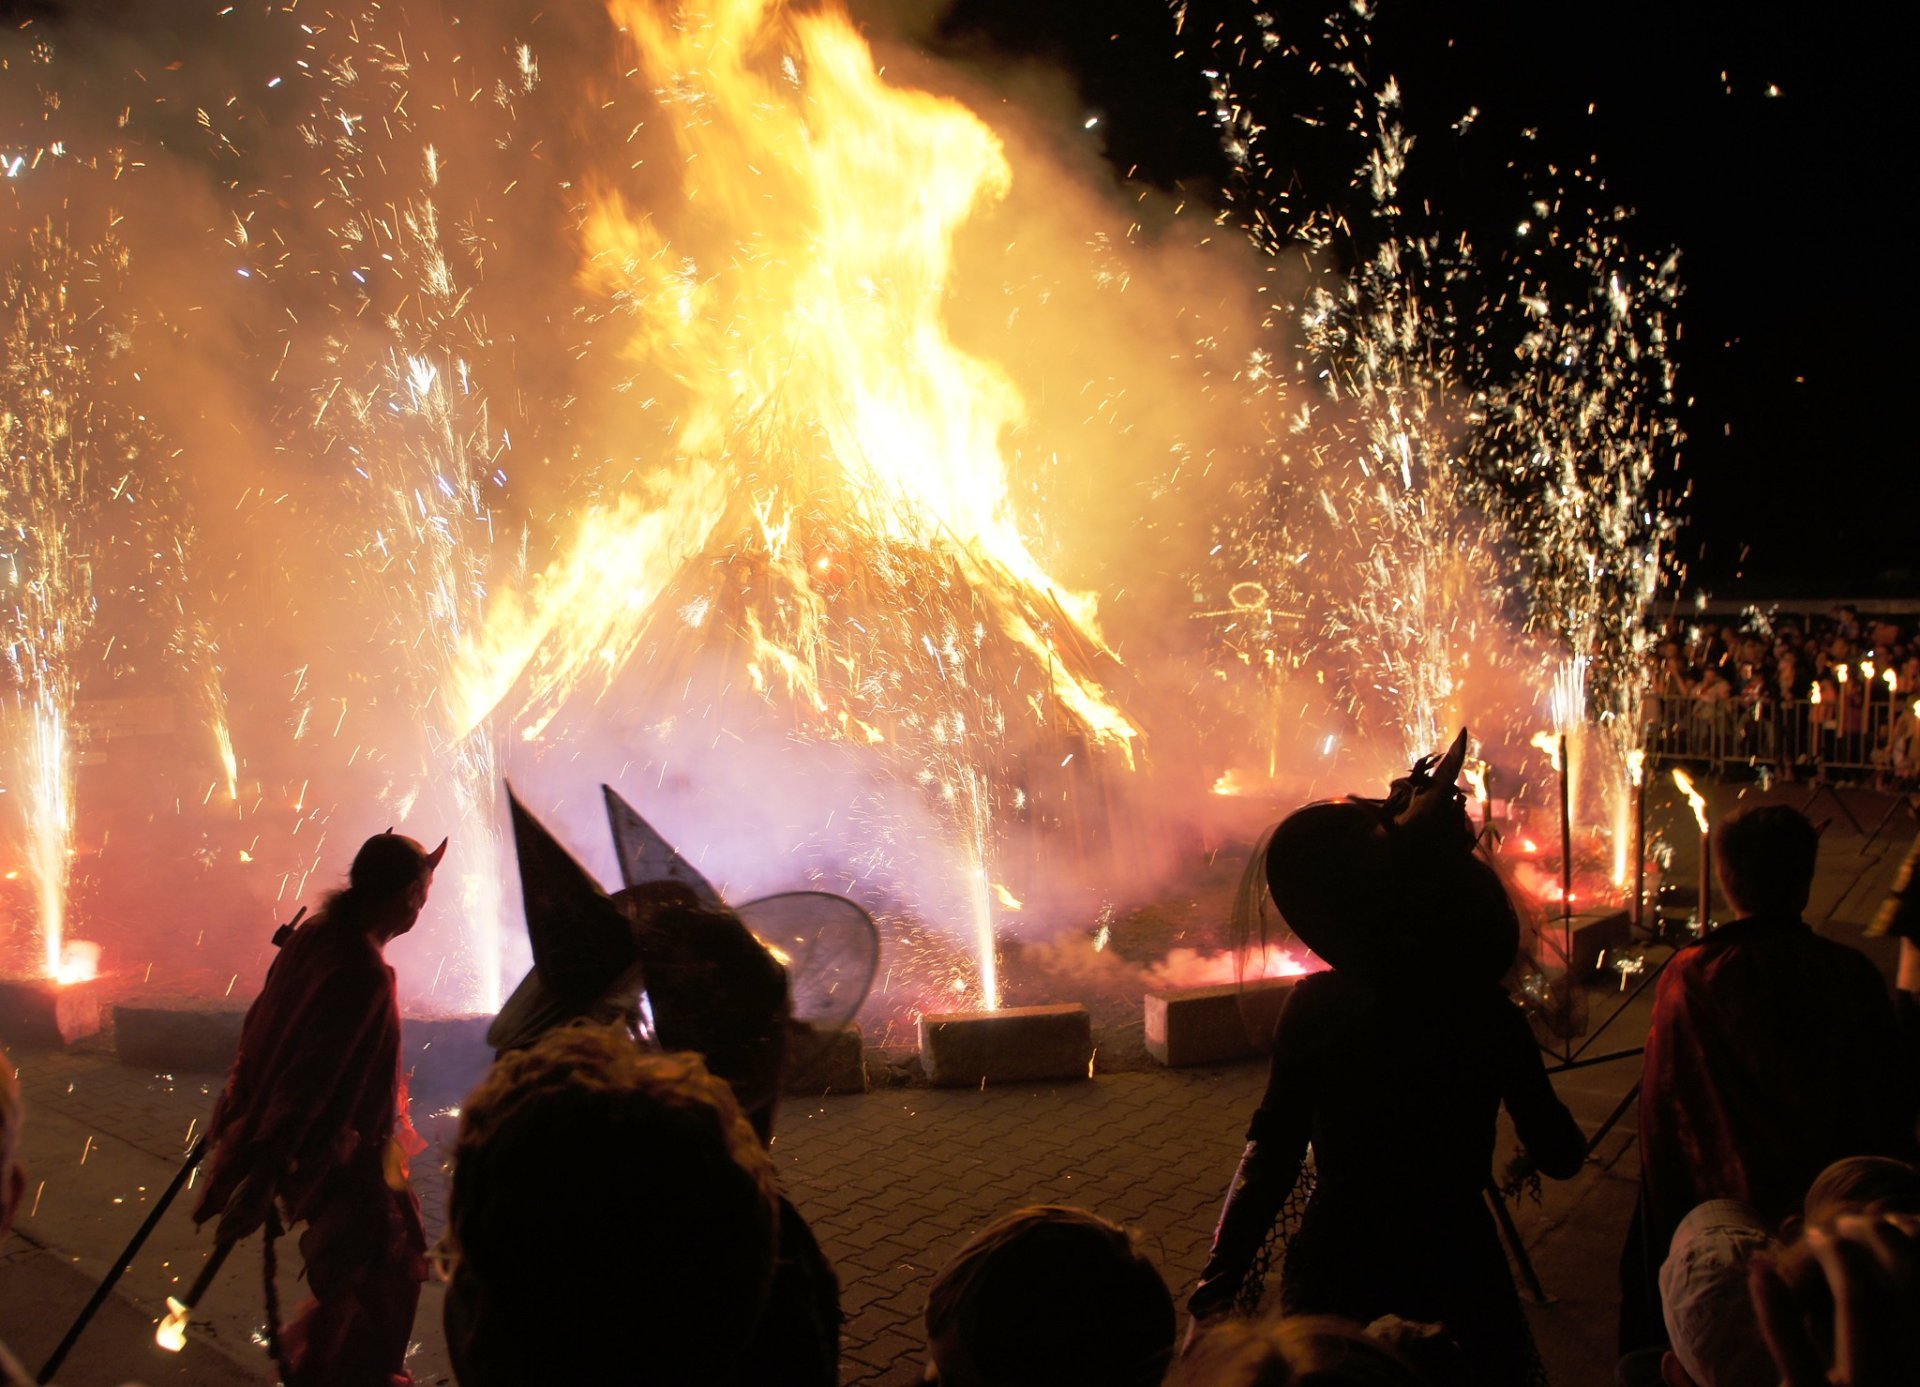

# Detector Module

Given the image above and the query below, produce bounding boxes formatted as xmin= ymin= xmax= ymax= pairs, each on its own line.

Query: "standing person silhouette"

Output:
xmin=1190 ymin=731 xmax=1585 ymax=1386
xmin=192 ymin=831 xmax=443 ymax=1387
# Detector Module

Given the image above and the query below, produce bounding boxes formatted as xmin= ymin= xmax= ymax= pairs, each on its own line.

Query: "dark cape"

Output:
xmin=1620 ymin=913 xmax=1912 ymax=1350
xmin=193 ymin=903 xmax=427 ymax=1386
xmin=1195 ymin=970 xmax=1585 ymax=1386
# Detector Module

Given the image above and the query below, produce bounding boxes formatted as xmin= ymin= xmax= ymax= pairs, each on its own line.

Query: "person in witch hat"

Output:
xmin=1187 ymin=730 xmax=1585 ymax=1387
xmin=455 ymin=790 xmax=840 ymax=1385
xmin=192 ymin=830 xmax=444 ymax=1387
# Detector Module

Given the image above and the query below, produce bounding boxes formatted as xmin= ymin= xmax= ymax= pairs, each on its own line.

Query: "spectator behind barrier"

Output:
xmin=924 ymin=1204 xmax=1175 ymax=1387
xmin=1172 ymin=1315 xmax=1431 ymax=1387
xmin=444 ymin=1027 xmax=779 ymax=1387
xmin=1657 ymin=1200 xmax=1780 ymax=1387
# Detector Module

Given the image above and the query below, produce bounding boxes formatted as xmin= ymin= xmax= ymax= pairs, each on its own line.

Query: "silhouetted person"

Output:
xmin=443 ymin=1027 xmax=779 ymax=1386
xmin=191 ymin=831 xmax=443 ymax=1387
xmin=1621 ymin=805 xmax=1910 ymax=1353
xmin=490 ymin=793 xmax=842 ymax=1383
xmin=924 ymin=1204 xmax=1176 ymax=1387
xmin=1191 ymin=731 xmax=1585 ymax=1387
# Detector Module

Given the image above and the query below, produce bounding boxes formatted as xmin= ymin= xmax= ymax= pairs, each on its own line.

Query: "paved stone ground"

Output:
xmin=2 ymin=781 xmax=1911 ymax=1386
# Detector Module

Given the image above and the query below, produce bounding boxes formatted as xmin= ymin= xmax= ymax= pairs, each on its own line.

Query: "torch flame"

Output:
xmin=1836 ymin=663 xmax=1850 ymax=685
xmin=156 ymin=1297 xmax=190 ymax=1353
xmin=1811 ymin=682 xmax=1823 ymax=705
xmin=1671 ymin=767 xmax=1709 ymax=835
xmin=1528 ymin=729 xmax=1561 ymax=772
xmin=1626 ymin=747 xmax=1645 ymax=787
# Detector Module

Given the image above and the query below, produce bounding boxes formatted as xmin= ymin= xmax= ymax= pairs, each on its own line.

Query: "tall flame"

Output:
xmin=1671 ymin=767 xmax=1709 ymax=835
xmin=450 ymin=0 xmax=1137 ymax=766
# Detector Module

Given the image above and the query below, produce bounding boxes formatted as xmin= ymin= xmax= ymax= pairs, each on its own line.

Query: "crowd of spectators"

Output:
xmin=1647 ymin=604 xmax=1920 ymax=779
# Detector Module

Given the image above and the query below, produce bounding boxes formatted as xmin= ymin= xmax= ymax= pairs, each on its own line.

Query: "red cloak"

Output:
xmin=1637 ymin=914 xmax=1910 ymax=1243
xmin=193 ymin=904 xmax=427 ymax=1386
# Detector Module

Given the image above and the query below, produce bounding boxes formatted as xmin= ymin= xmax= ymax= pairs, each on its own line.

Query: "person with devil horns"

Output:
xmin=1187 ymin=731 xmax=1585 ymax=1387
xmin=190 ymin=831 xmax=444 ymax=1387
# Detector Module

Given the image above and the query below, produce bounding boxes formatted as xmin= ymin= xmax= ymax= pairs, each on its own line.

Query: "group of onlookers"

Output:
xmin=1649 ymin=605 xmax=1920 ymax=779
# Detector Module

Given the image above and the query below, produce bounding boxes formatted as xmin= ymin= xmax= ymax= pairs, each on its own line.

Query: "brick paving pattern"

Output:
xmin=2 ymin=782 xmax=1908 ymax=1386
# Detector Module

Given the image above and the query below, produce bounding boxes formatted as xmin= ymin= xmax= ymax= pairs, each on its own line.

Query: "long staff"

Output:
xmin=36 ymin=1137 xmax=207 ymax=1383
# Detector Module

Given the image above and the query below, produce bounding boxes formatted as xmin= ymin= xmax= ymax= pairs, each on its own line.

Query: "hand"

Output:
xmin=215 ymin=1170 xmax=276 ymax=1245
xmin=1750 ymin=1212 xmax=1920 ymax=1386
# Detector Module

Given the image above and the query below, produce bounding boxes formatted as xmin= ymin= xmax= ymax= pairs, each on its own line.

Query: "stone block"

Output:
xmin=0 ymin=976 xmax=102 ymax=1047
xmin=1144 ymin=976 xmax=1297 ymax=1066
xmin=782 ymin=1020 xmax=866 ymax=1096
xmin=918 ymin=1004 xmax=1092 ymax=1087
xmin=113 ymin=998 xmax=243 ymax=1071
xmin=404 ymin=1013 xmax=497 ymax=1111
xmin=1539 ymin=908 xmax=1634 ymax=980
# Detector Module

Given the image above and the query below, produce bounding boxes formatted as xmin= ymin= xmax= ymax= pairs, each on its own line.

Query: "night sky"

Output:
xmin=941 ymin=0 xmax=1914 ymax=597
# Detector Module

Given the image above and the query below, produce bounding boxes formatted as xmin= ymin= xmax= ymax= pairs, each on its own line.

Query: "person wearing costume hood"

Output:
xmin=192 ymin=830 xmax=443 ymax=1387
xmin=1187 ymin=730 xmax=1585 ymax=1387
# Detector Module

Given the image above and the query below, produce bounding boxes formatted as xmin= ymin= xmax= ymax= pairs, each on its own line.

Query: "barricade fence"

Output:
xmin=1643 ymin=691 xmax=1920 ymax=779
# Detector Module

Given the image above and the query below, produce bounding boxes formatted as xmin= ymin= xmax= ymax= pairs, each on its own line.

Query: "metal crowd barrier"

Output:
xmin=1643 ymin=692 xmax=1919 ymax=780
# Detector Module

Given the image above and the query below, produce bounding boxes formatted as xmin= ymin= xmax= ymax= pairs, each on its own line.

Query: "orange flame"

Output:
xmin=156 ymin=1297 xmax=189 ymax=1353
xmin=1671 ymin=767 xmax=1709 ymax=835
xmin=449 ymin=0 xmax=1137 ymax=763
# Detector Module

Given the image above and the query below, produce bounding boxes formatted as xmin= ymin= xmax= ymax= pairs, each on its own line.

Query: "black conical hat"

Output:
xmin=1260 ymin=730 xmax=1516 ymax=984
xmin=602 ymin=785 xmax=724 ymax=907
xmin=489 ymin=785 xmax=637 ymax=1050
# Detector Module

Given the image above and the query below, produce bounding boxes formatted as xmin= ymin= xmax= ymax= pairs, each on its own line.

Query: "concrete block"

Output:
xmin=918 ymin=1004 xmax=1093 ymax=1087
xmin=114 ymin=999 xmax=244 ymax=1072
xmin=1538 ymin=909 xmax=1634 ymax=980
xmin=405 ymin=1013 xmax=496 ymax=1109
xmin=0 ymin=976 xmax=103 ymax=1047
xmin=1144 ymin=977 xmax=1297 ymax=1067
xmin=782 ymin=1020 xmax=866 ymax=1096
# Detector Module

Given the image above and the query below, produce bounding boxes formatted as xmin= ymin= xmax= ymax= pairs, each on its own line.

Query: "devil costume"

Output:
xmin=193 ymin=834 xmax=440 ymax=1387
xmin=1190 ymin=732 xmax=1584 ymax=1387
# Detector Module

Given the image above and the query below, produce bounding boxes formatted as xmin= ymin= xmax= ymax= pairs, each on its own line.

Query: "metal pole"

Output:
xmin=38 ymin=1138 xmax=207 ymax=1383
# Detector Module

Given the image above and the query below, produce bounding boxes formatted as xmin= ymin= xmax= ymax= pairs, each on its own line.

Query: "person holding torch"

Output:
xmin=187 ymin=831 xmax=444 ymax=1387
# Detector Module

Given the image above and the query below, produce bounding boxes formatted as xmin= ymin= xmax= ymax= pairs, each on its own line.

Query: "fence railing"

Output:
xmin=1643 ymin=692 xmax=1920 ymax=779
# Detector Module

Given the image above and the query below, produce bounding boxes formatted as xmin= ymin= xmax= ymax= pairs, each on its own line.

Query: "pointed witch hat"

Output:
xmin=602 ymin=786 xmax=879 ymax=1027
xmin=603 ymin=784 xmax=724 ymax=907
xmin=486 ymin=786 xmax=639 ymax=1051
xmin=1258 ymin=728 xmax=1518 ymax=984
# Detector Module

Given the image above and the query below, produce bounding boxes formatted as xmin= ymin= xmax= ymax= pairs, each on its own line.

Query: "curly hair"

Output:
xmin=446 ymin=1025 xmax=779 ymax=1385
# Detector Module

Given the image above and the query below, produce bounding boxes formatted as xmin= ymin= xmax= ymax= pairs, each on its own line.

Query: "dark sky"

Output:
xmin=940 ymin=0 xmax=1914 ymax=595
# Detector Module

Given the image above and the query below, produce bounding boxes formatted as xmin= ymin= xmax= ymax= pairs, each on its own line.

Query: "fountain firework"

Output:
xmin=1 ymin=228 xmax=110 ymax=983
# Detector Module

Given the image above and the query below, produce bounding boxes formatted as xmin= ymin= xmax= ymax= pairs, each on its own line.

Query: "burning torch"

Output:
xmin=1671 ymin=768 xmax=1712 ymax=934
xmin=154 ymin=1235 xmax=238 ymax=1354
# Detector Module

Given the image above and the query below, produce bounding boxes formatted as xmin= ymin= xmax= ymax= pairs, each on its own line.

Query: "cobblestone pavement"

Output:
xmin=2 ymin=781 xmax=1908 ymax=1386
xmin=0 ymin=1028 xmax=1634 ymax=1387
